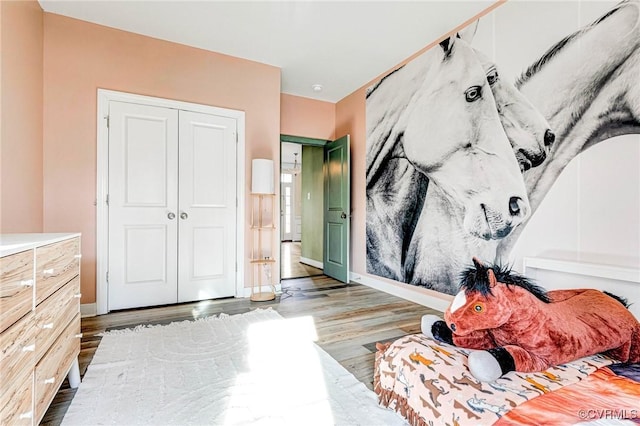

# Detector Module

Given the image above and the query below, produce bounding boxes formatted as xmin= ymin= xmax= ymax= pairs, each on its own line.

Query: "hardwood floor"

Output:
xmin=280 ymin=241 xmax=323 ymax=279
xmin=42 ymin=275 xmax=441 ymax=425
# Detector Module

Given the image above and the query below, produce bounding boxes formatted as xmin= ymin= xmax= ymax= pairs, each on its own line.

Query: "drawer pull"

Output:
xmin=43 ymin=377 xmax=55 ymax=384
xmin=18 ymin=411 xmax=33 ymax=420
xmin=43 ymin=268 xmax=55 ymax=276
xmin=22 ymin=344 xmax=35 ymax=352
xmin=42 ymin=322 xmax=54 ymax=329
xmin=75 ymin=333 xmax=84 ymax=338
xmin=73 ymin=293 xmax=82 ymax=299
xmin=20 ymin=279 xmax=34 ymax=287
xmin=74 ymin=254 xmax=82 ymax=259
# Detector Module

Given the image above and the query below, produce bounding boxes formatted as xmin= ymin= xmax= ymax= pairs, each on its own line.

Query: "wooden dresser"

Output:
xmin=0 ymin=233 xmax=82 ymax=425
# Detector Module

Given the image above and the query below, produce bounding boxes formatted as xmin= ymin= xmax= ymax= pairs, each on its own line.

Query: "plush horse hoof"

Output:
xmin=421 ymin=314 xmax=442 ymax=338
xmin=468 ymin=350 xmax=502 ymax=382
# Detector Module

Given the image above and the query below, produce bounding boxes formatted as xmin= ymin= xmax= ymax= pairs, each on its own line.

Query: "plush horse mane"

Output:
xmin=459 ymin=259 xmax=551 ymax=303
xmin=604 ymin=291 xmax=631 ymax=308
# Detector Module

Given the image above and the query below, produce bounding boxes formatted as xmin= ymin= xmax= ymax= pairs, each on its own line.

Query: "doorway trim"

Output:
xmin=279 ymin=134 xmax=329 ymax=280
xmin=96 ymin=89 xmax=246 ymax=315
xmin=281 ymin=134 xmax=329 ymax=147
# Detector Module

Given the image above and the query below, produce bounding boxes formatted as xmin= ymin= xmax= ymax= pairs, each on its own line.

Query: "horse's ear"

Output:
xmin=439 ymin=36 xmax=455 ymax=58
xmin=472 ymin=257 xmax=483 ymax=269
xmin=487 ymin=269 xmax=498 ymax=288
xmin=456 ymin=20 xmax=479 ymax=44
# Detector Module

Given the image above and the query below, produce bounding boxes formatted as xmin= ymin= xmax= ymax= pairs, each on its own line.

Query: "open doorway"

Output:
xmin=281 ymin=140 xmax=324 ymax=279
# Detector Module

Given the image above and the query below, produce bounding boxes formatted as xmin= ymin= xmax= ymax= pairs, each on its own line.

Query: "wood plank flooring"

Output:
xmin=41 ymin=275 xmax=441 ymax=425
xmin=280 ymin=241 xmax=323 ymax=279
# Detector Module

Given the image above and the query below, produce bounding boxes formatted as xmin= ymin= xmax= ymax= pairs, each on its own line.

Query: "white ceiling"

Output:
xmin=38 ymin=0 xmax=495 ymax=103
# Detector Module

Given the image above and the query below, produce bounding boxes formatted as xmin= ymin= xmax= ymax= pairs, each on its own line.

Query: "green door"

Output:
xmin=323 ymin=135 xmax=350 ymax=283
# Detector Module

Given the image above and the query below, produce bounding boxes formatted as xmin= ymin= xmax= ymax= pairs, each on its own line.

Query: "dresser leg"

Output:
xmin=68 ymin=357 xmax=81 ymax=388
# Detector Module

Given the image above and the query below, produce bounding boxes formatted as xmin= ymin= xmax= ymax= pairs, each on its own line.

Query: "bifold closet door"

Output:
xmin=108 ymin=102 xmax=238 ymax=310
xmin=177 ymin=110 xmax=237 ymax=302
xmin=108 ymin=101 xmax=179 ymax=310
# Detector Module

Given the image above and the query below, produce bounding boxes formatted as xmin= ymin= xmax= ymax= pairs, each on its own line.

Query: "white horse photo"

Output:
xmin=367 ymin=26 xmax=552 ymax=292
xmin=399 ymin=36 xmax=530 ymax=243
xmin=366 ymin=0 xmax=639 ymax=294
xmin=405 ymin=50 xmax=556 ymax=290
xmin=498 ymin=0 xmax=640 ymax=257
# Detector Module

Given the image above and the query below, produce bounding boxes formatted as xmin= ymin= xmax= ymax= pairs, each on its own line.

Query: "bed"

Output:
xmin=375 ymin=334 xmax=640 ymax=425
xmin=374 ymin=257 xmax=640 ymax=425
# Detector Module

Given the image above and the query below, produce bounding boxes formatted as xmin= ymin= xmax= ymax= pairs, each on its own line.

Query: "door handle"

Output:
xmin=341 ymin=212 xmax=347 ymax=219
xmin=180 ymin=212 xmax=188 ymax=220
xmin=167 ymin=212 xmax=176 ymax=220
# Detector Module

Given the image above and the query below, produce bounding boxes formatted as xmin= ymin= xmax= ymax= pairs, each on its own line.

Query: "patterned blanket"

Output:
xmin=374 ymin=333 xmax=639 ymax=426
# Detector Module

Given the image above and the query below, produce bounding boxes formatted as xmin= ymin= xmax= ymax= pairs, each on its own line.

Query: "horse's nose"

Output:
xmin=450 ymin=323 xmax=456 ymax=332
xmin=508 ymin=196 xmax=525 ymax=217
xmin=517 ymin=148 xmax=546 ymax=169
xmin=544 ymin=129 xmax=555 ymax=147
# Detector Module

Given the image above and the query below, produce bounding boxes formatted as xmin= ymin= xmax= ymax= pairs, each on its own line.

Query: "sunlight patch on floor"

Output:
xmin=190 ymin=299 xmax=214 ymax=319
xmin=224 ymin=315 xmax=335 ymax=425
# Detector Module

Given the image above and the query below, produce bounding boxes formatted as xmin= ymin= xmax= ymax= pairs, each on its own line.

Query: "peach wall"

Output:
xmin=335 ymin=2 xmax=504 ymax=282
xmin=335 ymin=88 xmax=366 ymax=271
xmin=43 ymin=13 xmax=281 ymax=304
xmin=1 ymin=0 xmax=44 ymax=233
xmin=280 ymin=94 xmax=335 ymax=140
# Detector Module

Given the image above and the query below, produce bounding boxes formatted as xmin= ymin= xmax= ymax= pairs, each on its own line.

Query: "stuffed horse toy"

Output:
xmin=422 ymin=258 xmax=640 ymax=382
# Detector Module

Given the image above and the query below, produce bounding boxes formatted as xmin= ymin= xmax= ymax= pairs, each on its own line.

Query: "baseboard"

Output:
xmin=299 ymin=257 xmax=323 ymax=269
xmin=81 ymin=303 xmax=97 ymax=318
xmin=242 ymin=283 xmax=283 ymax=298
xmin=83 ymin=286 xmax=285 ymax=316
xmin=349 ymin=271 xmax=452 ymax=313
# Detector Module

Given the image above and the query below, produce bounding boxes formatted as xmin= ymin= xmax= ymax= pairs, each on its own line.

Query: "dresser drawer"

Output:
xmin=0 ymin=370 xmax=33 ymax=426
xmin=0 ymin=311 xmax=36 ymax=399
xmin=0 ymin=250 xmax=34 ymax=333
xmin=34 ymin=314 xmax=81 ymax=424
xmin=35 ymin=237 xmax=80 ymax=305
xmin=35 ymin=275 xmax=80 ymax=361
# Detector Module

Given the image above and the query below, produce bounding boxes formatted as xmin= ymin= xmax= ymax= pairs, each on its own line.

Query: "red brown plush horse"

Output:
xmin=422 ymin=258 xmax=640 ymax=382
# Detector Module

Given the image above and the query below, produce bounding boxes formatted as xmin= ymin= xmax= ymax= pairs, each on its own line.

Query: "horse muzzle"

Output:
xmin=516 ymin=149 xmax=546 ymax=172
xmin=515 ymin=129 xmax=554 ymax=171
xmin=468 ymin=196 xmax=530 ymax=240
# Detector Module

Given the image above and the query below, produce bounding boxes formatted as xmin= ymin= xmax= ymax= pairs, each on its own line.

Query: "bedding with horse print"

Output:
xmin=374 ymin=333 xmax=620 ymax=426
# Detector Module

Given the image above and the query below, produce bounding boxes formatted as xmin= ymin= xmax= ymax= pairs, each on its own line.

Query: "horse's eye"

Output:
xmin=465 ymin=86 xmax=482 ymax=102
xmin=487 ymin=70 xmax=499 ymax=86
xmin=473 ymin=303 xmax=484 ymax=313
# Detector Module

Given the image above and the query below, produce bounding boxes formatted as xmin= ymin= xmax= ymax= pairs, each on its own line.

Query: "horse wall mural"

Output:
xmin=365 ymin=0 xmax=640 ymax=295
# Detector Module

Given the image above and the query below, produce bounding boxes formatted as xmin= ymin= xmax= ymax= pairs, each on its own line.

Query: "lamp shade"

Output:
xmin=251 ymin=159 xmax=274 ymax=194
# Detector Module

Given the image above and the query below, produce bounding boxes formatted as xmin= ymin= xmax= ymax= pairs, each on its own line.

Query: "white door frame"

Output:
xmin=96 ymin=89 xmax=246 ymax=315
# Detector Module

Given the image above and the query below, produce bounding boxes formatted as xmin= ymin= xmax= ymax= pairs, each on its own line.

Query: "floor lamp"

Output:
xmin=250 ymin=159 xmax=276 ymax=301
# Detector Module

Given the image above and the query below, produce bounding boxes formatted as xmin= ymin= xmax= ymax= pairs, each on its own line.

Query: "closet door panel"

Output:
xmin=178 ymin=110 xmax=237 ymax=302
xmin=108 ymin=101 xmax=179 ymax=310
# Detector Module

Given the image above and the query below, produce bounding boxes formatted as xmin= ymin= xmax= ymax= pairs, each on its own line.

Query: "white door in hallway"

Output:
xmin=280 ymin=174 xmax=294 ymax=241
xmin=108 ymin=102 xmax=237 ymax=310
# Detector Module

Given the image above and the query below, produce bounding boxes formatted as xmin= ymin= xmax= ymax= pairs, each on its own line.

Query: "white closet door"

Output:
xmin=177 ymin=110 xmax=237 ymax=302
xmin=108 ymin=101 xmax=179 ymax=310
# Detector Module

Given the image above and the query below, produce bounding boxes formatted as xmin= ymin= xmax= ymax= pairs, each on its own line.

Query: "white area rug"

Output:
xmin=62 ymin=308 xmax=406 ymax=425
